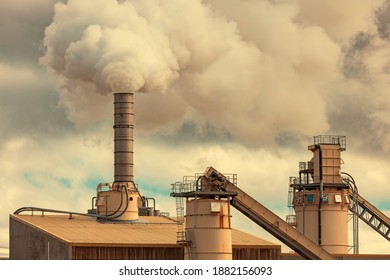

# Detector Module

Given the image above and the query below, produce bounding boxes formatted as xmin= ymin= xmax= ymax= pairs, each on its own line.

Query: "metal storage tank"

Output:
xmin=293 ymin=188 xmax=349 ymax=254
xmin=185 ymin=198 xmax=232 ymax=260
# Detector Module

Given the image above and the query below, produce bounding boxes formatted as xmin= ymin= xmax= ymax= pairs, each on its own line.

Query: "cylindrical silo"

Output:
xmin=185 ymin=198 xmax=232 ymax=260
xmin=293 ymin=188 xmax=349 ymax=254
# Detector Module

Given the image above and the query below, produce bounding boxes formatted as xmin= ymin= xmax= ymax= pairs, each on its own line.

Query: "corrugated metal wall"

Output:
xmin=10 ymin=217 xmax=70 ymax=260
xmin=233 ymin=247 xmax=281 ymax=260
xmin=72 ymin=246 xmax=280 ymax=260
xmin=72 ymin=246 xmax=184 ymax=260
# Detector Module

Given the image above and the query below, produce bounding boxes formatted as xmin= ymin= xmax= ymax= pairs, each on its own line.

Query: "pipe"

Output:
xmin=100 ymin=184 xmax=130 ymax=221
xmin=303 ymin=186 xmax=306 ymax=235
xmin=14 ymin=185 xmax=130 ymax=221
xmin=146 ymin=197 xmax=156 ymax=212
xmin=141 ymin=197 xmax=156 ymax=216
xmin=141 ymin=196 xmax=148 ymax=207
xmin=91 ymin=197 xmax=97 ymax=210
xmin=318 ymin=145 xmax=323 ymax=246
xmin=341 ymin=172 xmax=359 ymax=254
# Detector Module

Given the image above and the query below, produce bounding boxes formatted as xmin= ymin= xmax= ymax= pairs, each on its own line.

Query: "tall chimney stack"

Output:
xmin=95 ymin=92 xmax=139 ymax=221
xmin=113 ymin=93 xmax=134 ymax=182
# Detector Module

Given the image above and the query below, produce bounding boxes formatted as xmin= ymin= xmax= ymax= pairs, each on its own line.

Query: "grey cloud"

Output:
xmin=342 ymin=32 xmax=372 ymax=80
xmin=0 ymin=0 xmax=59 ymax=66
xmin=0 ymin=68 xmax=74 ymax=143
xmin=0 ymin=0 xmax=74 ymax=144
xmin=331 ymin=0 xmax=390 ymax=157
xmin=376 ymin=0 xmax=390 ymax=39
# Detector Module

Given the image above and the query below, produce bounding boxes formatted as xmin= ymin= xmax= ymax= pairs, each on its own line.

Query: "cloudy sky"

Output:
xmin=1 ymin=0 xmax=390 ymax=258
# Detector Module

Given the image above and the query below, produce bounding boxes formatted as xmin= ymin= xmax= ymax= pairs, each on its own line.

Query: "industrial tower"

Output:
xmin=289 ymin=135 xmax=349 ymax=254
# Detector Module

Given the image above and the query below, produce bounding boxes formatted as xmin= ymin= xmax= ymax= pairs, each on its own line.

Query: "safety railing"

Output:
xmin=289 ymin=175 xmax=343 ymax=185
xmin=313 ymin=135 xmax=346 ymax=151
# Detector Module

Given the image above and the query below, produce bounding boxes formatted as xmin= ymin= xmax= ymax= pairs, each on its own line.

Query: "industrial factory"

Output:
xmin=9 ymin=93 xmax=390 ymax=260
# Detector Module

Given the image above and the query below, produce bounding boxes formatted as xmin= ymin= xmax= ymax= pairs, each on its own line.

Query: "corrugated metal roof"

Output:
xmin=11 ymin=214 xmax=279 ymax=248
xmin=230 ymin=229 xmax=279 ymax=247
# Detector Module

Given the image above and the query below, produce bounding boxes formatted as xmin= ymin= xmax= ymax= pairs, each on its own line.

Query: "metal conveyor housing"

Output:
xmin=349 ymin=192 xmax=390 ymax=242
xmin=200 ymin=167 xmax=335 ymax=260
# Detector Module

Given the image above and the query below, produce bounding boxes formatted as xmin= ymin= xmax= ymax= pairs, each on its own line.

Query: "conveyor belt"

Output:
xmin=349 ymin=191 xmax=390 ymax=242
xmin=202 ymin=167 xmax=335 ymax=260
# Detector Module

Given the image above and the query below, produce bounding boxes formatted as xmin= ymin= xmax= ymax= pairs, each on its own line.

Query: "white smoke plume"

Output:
xmin=41 ymin=0 xmax=390 ymax=150
xmin=41 ymin=0 xmax=180 ymax=93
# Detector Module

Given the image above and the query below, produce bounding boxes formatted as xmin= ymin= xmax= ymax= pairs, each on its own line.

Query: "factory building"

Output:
xmin=9 ymin=92 xmax=281 ymax=260
xmin=10 ymin=214 xmax=280 ymax=260
xmin=9 ymin=93 xmax=390 ymax=260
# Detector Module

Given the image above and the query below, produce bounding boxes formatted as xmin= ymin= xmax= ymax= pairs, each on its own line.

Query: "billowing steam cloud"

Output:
xmin=40 ymin=0 xmax=180 ymax=93
xmin=41 ymin=0 xmax=390 ymax=150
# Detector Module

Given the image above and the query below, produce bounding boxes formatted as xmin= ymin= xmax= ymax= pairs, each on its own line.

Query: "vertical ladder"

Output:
xmin=286 ymin=177 xmax=297 ymax=226
xmin=176 ymin=195 xmax=185 ymax=243
xmin=173 ymin=182 xmax=192 ymax=259
xmin=173 ymin=181 xmax=186 ymax=243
